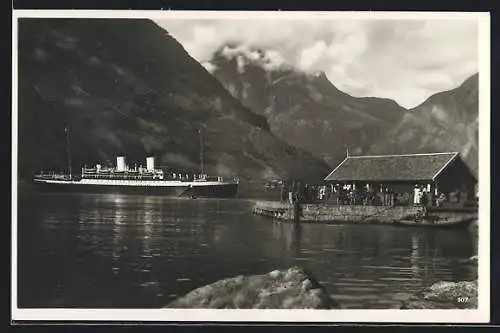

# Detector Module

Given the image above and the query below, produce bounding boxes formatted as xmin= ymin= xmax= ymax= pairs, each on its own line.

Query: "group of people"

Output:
xmin=279 ymin=181 xmax=327 ymax=205
xmin=412 ymin=185 xmax=432 ymax=206
xmin=330 ymin=186 xmax=395 ymax=206
xmin=279 ymin=181 xmax=397 ymax=206
xmin=278 ymin=180 xmax=456 ymax=207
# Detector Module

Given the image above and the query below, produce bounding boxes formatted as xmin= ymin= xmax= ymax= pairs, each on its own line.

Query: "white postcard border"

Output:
xmin=11 ymin=9 xmax=491 ymax=323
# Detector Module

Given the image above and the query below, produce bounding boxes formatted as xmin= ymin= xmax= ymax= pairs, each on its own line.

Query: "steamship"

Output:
xmin=33 ymin=156 xmax=239 ymax=198
xmin=32 ymin=127 xmax=238 ymax=198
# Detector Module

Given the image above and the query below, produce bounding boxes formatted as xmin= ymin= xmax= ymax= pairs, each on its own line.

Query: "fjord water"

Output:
xmin=17 ymin=193 xmax=477 ymax=309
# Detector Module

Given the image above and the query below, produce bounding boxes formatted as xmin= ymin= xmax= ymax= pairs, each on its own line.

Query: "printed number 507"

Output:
xmin=457 ymin=297 xmax=469 ymax=303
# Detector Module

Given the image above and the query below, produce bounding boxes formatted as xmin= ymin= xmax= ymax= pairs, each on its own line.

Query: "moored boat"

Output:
xmin=32 ymin=126 xmax=239 ymax=198
xmin=394 ymin=216 xmax=475 ymax=229
xmin=33 ymin=156 xmax=239 ymax=198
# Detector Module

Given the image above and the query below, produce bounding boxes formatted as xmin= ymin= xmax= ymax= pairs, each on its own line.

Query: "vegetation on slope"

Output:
xmin=18 ymin=19 xmax=330 ymax=189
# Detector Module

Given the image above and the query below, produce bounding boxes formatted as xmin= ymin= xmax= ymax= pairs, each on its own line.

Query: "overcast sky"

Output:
xmin=155 ymin=18 xmax=478 ymax=109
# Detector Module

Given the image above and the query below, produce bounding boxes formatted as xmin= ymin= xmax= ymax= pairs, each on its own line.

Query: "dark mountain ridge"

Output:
xmin=368 ymin=73 xmax=479 ymax=176
xmin=209 ymin=44 xmax=408 ymax=168
xmin=17 ymin=19 xmax=330 ymax=191
xmin=209 ymin=44 xmax=478 ymax=176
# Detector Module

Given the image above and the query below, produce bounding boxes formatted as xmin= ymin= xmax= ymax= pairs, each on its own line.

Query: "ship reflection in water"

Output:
xmin=17 ymin=193 xmax=477 ymax=309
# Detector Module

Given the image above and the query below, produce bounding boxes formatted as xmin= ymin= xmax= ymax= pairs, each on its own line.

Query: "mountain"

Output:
xmin=208 ymin=44 xmax=408 ymax=167
xmin=368 ymin=74 xmax=479 ymax=176
xmin=17 ymin=19 xmax=331 ymax=193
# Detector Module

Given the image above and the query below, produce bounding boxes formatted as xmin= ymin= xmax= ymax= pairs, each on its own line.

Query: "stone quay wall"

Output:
xmin=252 ymin=201 xmax=426 ymax=224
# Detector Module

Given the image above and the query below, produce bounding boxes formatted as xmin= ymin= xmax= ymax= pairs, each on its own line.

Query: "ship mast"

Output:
xmin=199 ymin=126 xmax=204 ymax=175
xmin=65 ymin=126 xmax=72 ymax=179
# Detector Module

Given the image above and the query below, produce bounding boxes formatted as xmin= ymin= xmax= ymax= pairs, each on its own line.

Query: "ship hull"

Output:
xmin=33 ymin=179 xmax=238 ymax=199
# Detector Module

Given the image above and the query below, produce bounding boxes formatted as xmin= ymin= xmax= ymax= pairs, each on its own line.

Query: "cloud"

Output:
xmin=218 ymin=44 xmax=287 ymax=72
xmin=414 ymin=72 xmax=454 ymax=91
xmin=262 ymin=50 xmax=286 ymax=71
xmin=155 ymin=18 xmax=478 ymax=108
xmin=298 ymin=40 xmax=327 ymax=70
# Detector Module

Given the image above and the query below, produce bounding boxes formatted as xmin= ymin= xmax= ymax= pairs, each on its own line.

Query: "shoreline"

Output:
xmin=252 ymin=200 xmax=478 ymax=227
xmin=165 ymin=264 xmax=479 ymax=309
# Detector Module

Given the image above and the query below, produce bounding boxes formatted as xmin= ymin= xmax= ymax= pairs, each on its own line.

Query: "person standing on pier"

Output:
xmin=288 ymin=181 xmax=295 ymax=206
xmin=421 ymin=189 xmax=429 ymax=206
xmin=413 ymin=185 xmax=421 ymax=206
xmin=280 ymin=180 xmax=287 ymax=202
xmin=292 ymin=182 xmax=303 ymax=225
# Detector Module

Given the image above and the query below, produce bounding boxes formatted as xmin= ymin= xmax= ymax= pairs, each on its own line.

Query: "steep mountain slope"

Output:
xmin=368 ymin=74 xmax=479 ymax=176
xmin=17 ymin=19 xmax=330 ymax=190
xmin=208 ymin=45 xmax=408 ymax=167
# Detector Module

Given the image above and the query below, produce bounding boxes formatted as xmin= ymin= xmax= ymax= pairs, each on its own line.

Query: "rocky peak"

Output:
xmin=211 ymin=43 xmax=292 ymax=74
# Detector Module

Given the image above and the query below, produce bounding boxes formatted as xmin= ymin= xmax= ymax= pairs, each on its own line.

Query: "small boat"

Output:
xmin=395 ymin=216 xmax=475 ymax=229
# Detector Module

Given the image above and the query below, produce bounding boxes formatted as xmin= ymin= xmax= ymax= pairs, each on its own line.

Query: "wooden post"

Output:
xmin=293 ymin=200 xmax=301 ymax=225
xmin=199 ymin=127 xmax=204 ymax=175
xmin=65 ymin=127 xmax=72 ymax=179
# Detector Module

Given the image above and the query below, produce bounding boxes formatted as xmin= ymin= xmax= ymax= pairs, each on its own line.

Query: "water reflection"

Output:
xmin=290 ymin=225 xmax=302 ymax=256
xmin=410 ymin=233 xmax=421 ymax=278
xmin=111 ymin=196 xmax=126 ymax=258
xmin=142 ymin=198 xmax=154 ymax=257
xmin=18 ymin=194 xmax=477 ymax=309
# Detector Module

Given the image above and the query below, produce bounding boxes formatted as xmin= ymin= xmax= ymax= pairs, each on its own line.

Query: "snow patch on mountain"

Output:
xmin=202 ymin=61 xmax=218 ymax=73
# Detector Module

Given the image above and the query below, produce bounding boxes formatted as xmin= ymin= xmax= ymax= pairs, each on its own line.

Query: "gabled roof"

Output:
xmin=324 ymin=152 xmax=460 ymax=182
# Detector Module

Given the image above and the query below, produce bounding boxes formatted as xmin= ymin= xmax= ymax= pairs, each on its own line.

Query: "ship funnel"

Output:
xmin=116 ymin=156 xmax=126 ymax=172
xmin=146 ymin=157 xmax=155 ymax=171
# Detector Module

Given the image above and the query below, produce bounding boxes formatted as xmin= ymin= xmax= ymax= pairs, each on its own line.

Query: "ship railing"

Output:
xmin=35 ymin=173 xmax=72 ymax=180
xmin=82 ymin=169 xmax=162 ymax=175
xmin=193 ymin=177 xmax=217 ymax=182
xmin=81 ymin=174 xmax=162 ymax=180
xmin=190 ymin=176 xmax=235 ymax=183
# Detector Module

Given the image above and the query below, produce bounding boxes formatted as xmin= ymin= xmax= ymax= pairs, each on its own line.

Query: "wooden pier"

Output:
xmin=252 ymin=200 xmax=477 ymax=228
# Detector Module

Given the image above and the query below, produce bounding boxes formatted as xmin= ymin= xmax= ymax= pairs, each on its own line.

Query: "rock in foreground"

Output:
xmin=401 ymin=280 xmax=478 ymax=309
xmin=165 ymin=266 xmax=339 ymax=309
